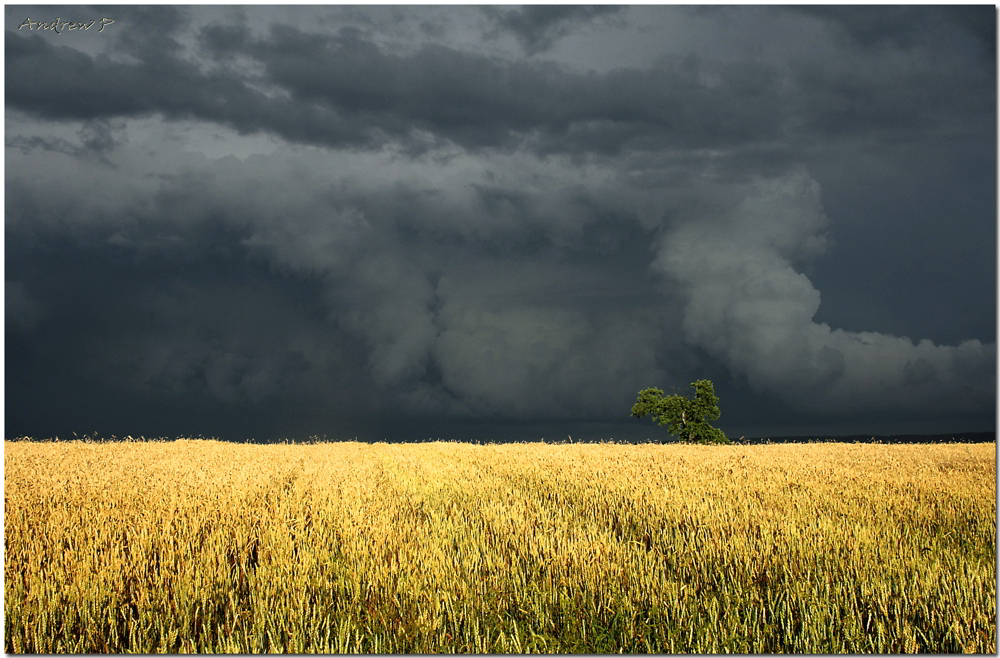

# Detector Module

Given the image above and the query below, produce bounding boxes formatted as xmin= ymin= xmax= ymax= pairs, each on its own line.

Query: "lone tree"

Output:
xmin=631 ymin=379 xmax=730 ymax=444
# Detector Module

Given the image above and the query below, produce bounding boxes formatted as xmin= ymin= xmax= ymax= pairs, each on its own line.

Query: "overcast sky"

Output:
xmin=5 ymin=5 xmax=996 ymax=442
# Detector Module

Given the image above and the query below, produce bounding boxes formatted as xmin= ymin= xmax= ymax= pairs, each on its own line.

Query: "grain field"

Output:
xmin=4 ymin=439 xmax=995 ymax=653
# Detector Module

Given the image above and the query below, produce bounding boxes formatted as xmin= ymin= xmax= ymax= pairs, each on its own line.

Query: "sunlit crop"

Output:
xmin=5 ymin=439 xmax=995 ymax=653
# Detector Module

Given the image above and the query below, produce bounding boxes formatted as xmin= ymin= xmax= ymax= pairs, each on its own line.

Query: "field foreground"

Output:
xmin=5 ymin=439 xmax=996 ymax=653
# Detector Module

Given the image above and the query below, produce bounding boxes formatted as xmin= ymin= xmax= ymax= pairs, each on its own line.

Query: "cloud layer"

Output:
xmin=655 ymin=170 xmax=995 ymax=414
xmin=6 ymin=6 xmax=995 ymax=440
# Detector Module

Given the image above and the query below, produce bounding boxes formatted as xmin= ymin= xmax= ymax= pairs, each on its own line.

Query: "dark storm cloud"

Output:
xmin=6 ymin=125 xmax=678 ymax=439
xmin=6 ymin=242 xmax=375 ymax=440
xmin=5 ymin=6 xmax=995 ymax=441
xmin=202 ymin=23 xmax=793 ymax=154
xmin=779 ymin=6 xmax=995 ymax=142
xmin=792 ymin=5 xmax=995 ymax=58
xmin=10 ymin=17 xmax=788 ymax=155
xmin=6 ymin=29 xmax=370 ymax=150
xmin=9 ymin=6 xmax=992 ymax=157
xmin=6 ymin=118 xmax=124 ymax=165
xmin=481 ymin=5 xmax=623 ymax=55
xmin=651 ymin=169 xmax=995 ymax=415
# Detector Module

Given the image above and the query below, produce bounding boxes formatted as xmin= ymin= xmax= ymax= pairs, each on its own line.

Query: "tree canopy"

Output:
xmin=631 ymin=380 xmax=730 ymax=444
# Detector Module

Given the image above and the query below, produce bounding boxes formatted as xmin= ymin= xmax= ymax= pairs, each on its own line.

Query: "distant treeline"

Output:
xmin=739 ymin=432 xmax=996 ymax=445
xmin=5 ymin=432 xmax=996 ymax=445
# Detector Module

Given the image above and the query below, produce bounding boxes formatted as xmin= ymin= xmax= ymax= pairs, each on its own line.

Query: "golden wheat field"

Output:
xmin=4 ymin=439 xmax=996 ymax=653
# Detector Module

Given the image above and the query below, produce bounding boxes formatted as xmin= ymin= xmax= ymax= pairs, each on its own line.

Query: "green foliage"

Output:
xmin=631 ymin=379 xmax=730 ymax=444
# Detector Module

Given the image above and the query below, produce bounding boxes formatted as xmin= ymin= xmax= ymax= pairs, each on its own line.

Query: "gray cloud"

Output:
xmin=653 ymin=169 xmax=995 ymax=415
xmin=8 ymin=5 xmax=992 ymax=158
xmin=1 ymin=22 xmax=784 ymax=155
xmin=791 ymin=5 xmax=996 ymax=58
xmin=6 ymin=118 xmax=125 ymax=164
xmin=481 ymin=5 xmax=624 ymax=55
xmin=6 ymin=280 xmax=47 ymax=333
xmin=6 ymin=129 xmax=681 ymax=433
xmin=5 ymin=6 xmax=995 ymax=441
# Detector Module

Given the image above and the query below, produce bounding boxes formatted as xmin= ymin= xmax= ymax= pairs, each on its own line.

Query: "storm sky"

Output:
xmin=5 ymin=5 xmax=997 ymax=442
